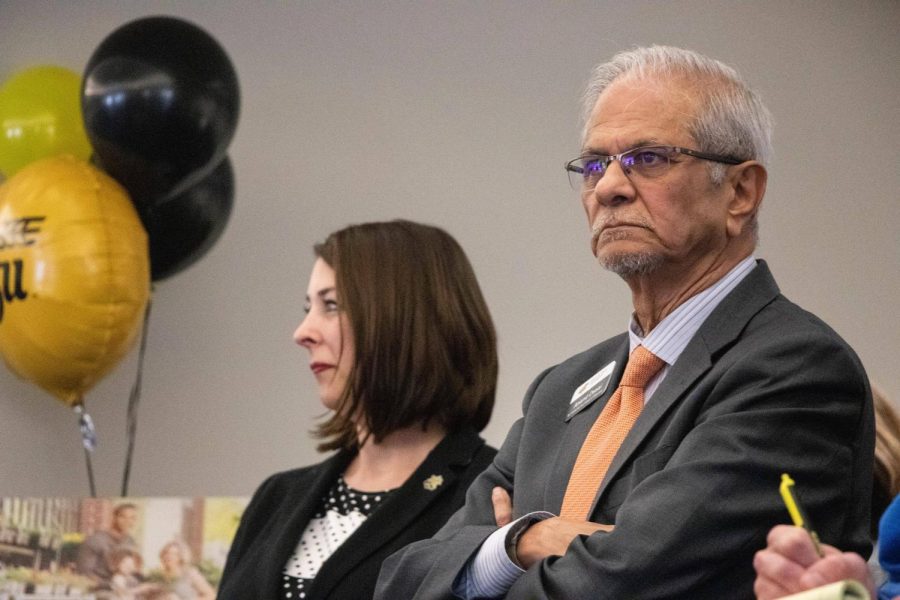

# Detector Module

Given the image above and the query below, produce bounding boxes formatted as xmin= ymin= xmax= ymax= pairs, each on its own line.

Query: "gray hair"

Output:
xmin=581 ymin=45 xmax=774 ymax=183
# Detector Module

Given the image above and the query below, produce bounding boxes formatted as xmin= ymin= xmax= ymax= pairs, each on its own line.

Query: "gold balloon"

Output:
xmin=0 ymin=155 xmax=149 ymax=406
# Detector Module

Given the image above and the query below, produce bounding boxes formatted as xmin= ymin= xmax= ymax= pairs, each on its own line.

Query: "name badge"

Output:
xmin=566 ymin=361 xmax=616 ymax=421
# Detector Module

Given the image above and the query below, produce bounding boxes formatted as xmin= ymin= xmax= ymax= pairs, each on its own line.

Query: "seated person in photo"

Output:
xmin=77 ymin=503 xmax=140 ymax=588
xmin=156 ymin=540 xmax=214 ymax=600
xmin=108 ymin=548 xmax=158 ymax=600
xmin=218 ymin=220 xmax=499 ymax=600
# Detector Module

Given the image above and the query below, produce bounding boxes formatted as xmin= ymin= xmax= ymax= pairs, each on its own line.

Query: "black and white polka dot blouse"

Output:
xmin=281 ymin=475 xmax=395 ymax=599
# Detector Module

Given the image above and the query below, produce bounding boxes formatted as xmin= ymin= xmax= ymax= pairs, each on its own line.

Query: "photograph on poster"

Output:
xmin=0 ymin=496 xmax=248 ymax=599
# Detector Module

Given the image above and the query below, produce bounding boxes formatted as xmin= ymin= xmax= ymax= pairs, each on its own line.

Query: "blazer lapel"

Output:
xmin=308 ymin=429 xmax=483 ymax=598
xmin=548 ymin=339 xmax=629 ymax=511
xmin=262 ymin=451 xmax=352 ymax=598
xmin=591 ymin=260 xmax=782 ymax=509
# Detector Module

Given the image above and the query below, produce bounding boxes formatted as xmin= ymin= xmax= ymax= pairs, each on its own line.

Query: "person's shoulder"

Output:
xmin=732 ymin=261 xmax=857 ymax=351
xmin=470 ymin=441 xmax=498 ymax=477
xmin=750 ymin=293 xmax=862 ymax=361
xmin=432 ymin=428 xmax=496 ymax=468
xmin=767 ymin=293 xmax=850 ymax=336
xmin=466 ymin=433 xmax=498 ymax=468
xmin=433 ymin=430 xmax=497 ymax=493
xmin=575 ymin=333 xmax=628 ymax=361
xmin=250 ymin=451 xmax=353 ymax=502
xmin=542 ymin=333 xmax=628 ymax=382
xmin=516 ymin=333 xmax=627 ymax=413
xmin=477 ymin=440 xmax=498 ymax=460
xmin=712 ymin=293 xmax=870 ymax=401
xmin=269 ymin=459 xmax=330 ymax=480
xmin=700 ymin=262 xmax=862 ymax=370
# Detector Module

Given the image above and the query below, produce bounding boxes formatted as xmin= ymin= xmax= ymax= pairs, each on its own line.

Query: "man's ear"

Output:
xmin=725 ymin=161 xmax=767 ymax=238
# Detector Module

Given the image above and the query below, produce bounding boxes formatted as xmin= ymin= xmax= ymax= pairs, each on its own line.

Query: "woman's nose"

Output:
xmin=293 ymin=313 xmax=318 ymax=347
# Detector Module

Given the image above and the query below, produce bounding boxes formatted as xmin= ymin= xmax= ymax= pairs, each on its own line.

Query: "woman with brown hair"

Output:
xmin=218 ymin=220 xmax=498 ymax=600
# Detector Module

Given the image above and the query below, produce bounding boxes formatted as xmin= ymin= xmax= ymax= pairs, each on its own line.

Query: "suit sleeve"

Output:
xmin=374 ymin=368 xmax=554 ymax=600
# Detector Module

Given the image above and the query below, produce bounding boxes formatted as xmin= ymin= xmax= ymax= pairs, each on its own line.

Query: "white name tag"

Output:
xmin=566 ymin=361 xmax=616 ymax=421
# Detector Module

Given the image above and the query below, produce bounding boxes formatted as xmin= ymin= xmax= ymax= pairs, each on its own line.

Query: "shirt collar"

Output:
xmin=627 ymin=256 xmax=757 ymax=364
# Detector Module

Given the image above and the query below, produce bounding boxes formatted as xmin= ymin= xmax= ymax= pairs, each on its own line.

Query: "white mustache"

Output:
xmin=591 ymin=215 xmax=652 ymax=244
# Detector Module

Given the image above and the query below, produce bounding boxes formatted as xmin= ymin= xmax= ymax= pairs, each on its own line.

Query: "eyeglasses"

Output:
xmin=565 ymin=145 xmax=743 ymax=190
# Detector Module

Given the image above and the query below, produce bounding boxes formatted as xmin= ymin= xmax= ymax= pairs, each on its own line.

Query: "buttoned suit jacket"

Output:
xmin=375 ymin=261 xmax=874 ymax=599
xmin=218 ymin=428 xmax=496 ymax=600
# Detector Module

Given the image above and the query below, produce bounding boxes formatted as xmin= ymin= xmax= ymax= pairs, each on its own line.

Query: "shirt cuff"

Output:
xmin=452 ymin=512 xmax=555 ymax=599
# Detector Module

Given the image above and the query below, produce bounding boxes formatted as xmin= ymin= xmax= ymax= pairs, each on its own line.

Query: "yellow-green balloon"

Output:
xmin=0 ymin=65 xmax=92 ymax=177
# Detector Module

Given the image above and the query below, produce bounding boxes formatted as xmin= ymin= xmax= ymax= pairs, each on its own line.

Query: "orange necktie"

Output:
xmin=560 ymin=346 xmax=666 ymax=519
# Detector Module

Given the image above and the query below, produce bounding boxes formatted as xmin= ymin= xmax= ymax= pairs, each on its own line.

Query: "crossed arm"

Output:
xmin=490 ymin=486 xmax=612 ymax=569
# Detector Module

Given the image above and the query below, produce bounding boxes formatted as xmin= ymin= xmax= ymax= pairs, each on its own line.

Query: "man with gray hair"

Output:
xmin=375 ymin=45 xmax=873 ymax=599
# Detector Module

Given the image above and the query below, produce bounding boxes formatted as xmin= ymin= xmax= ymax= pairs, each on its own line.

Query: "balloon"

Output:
xmin=143 ymin=156 xmax=234 ymax=281
xmin=81 ymin=16 xmax=240 ymax=206
xmin=0 ymin=155 xmax=150 ymax=406
xmin=0 ymin=66 xmax=93 ymax=177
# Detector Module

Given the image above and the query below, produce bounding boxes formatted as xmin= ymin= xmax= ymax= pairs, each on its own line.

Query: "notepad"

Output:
xmin=776 ymin=579 xmax=870 ymax=600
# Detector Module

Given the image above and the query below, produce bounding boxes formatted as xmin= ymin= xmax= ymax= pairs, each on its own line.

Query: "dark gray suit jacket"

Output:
xmin=218 ymin=428 xmax=495 ymax=600
xmin=376 ymin=261 xmax=874 ymax=599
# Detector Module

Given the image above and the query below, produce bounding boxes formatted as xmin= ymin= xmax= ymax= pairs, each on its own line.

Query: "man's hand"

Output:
xmin=492 ymin=486 xmax=513 ymax=527
xmin=515 ymin=517 xmax=612 ymax=569
xmin=492 ymin=486 xmax=612 ymax=569
xmin=753 ymin=525 xmax=875 ymax=600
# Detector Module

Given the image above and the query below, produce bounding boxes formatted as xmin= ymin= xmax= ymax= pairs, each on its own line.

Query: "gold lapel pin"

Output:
xmin=423 ymin=474 xmax=444 ymax=491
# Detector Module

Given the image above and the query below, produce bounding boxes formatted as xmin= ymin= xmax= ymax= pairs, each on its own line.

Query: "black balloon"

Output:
xmin=81 ymin=16 xmax=239 ymax=206
xmin=142 ymin=157 xmax=234 ymax=281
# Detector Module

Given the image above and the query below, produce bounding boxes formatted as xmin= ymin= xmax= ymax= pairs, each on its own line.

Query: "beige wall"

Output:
xmin=1 ymin=1 xmax=897 ymax=496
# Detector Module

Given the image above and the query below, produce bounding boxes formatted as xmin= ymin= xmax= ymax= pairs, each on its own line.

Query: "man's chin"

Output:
xmin=597 ymin=251 xmax=663 ymax=277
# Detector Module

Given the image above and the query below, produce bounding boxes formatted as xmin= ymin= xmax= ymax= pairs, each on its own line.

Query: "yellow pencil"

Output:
xmin=779 ymin=473 xmax=824 ymax=557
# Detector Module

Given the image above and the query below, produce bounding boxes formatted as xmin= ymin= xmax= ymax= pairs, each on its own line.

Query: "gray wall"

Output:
xmin=1 ymin=1 xmax=897 ymax=497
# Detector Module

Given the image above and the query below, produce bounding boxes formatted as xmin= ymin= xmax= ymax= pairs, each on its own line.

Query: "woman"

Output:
xmin=218 ymin=220 xmax=498 ymax=600
xmin=156 ymin=541 xmax=214 ymax=600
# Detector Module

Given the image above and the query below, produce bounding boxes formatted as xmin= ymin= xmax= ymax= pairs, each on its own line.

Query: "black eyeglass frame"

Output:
xmin=564 ymin=145 xmax=745 ymax=189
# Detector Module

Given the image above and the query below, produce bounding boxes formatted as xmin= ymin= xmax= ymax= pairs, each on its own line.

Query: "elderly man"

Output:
xmin=375 ymin=46 xmax=873 ymax=599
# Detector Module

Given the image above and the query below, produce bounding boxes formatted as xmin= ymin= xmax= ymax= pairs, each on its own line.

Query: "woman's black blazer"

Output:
xmin=218 ymin=428 xmax=496 ymax=600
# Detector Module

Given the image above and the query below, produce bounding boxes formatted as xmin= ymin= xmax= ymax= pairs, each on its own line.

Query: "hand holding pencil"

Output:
xmin=752 ymin=474 xmax=875 ymax=600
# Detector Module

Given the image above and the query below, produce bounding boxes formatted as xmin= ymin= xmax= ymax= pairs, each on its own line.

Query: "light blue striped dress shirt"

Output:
xmin=453 ymin=256 xmax=758 ymax=599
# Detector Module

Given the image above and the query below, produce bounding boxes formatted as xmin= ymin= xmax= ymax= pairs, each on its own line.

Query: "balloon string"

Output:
xmin=83 ymin=446 xmax=97 ymax=498
xmin=121 ymin=293 xmax=153 ymax=497
xmin=74 ymin=402 xmax=97 ymax=497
